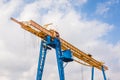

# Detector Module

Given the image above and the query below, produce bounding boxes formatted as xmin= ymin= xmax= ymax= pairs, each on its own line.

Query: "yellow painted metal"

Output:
xmin=11 ymin=17 xmax=108 ymax=70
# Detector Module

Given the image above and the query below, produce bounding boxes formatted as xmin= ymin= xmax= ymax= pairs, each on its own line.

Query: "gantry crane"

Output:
xmin=11 ymin=17 xmax=108 ymax=80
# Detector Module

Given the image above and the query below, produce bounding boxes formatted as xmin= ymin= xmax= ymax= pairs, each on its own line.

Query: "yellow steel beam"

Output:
xmin=11 ymin=17 xmax=108 ymax=70
xmin=60 ymin=38 xmax=108 ymax=70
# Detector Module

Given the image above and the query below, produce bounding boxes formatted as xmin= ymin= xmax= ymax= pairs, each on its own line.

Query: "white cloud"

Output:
xmin=0 ymin=0 xmax=120 ymax=80
xmin=96 ymin=0 xmax=120 ymax=16
xmin=96 ymin=4 xmax=110 ymax=15
xmin=0 ymin=76 xmax=9 ymax=80
xmin=69 ymin=0 xmax=87 ymax=6
xmin=0 ymin=0 xmax=23 ymax=23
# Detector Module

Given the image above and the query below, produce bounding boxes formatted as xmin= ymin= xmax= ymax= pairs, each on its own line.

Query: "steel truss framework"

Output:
xmin=10 ymin=18 xmax=108 ymax=80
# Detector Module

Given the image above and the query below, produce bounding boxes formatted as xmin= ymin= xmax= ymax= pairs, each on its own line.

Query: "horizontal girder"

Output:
xmin=11 ymin=17 xmax=108 ymax=70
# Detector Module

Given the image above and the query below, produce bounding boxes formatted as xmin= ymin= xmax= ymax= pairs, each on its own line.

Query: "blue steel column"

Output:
xmin=91 ymin=67 xmax=94 ymax=80
xmin=54 ymin=38 xmax=65 ymax=80
xmin=36 ymin=41 xmax=47 ymax=80
xmin=102 ymin=66 xmax=107 ymax=80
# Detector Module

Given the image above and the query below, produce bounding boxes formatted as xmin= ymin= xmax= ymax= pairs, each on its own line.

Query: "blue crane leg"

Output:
xmin=91 ymin=67 xmax=94 ymax=80
xmin=36 ymin=41 xmax=47 ymax=80
xmin=102 ymin=66 xmax=107 ymax=80
xmin=54 ymin=38 xmax=65 ymax=80
xmin=36 ymin=36 xmax=65 ymax=80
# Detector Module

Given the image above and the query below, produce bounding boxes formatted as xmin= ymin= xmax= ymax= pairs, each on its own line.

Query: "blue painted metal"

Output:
xmin=36 ymin=40 xmax=47 ymax=80
xmin=54 ymin=38 xmax=65 ymax=80
xmin=102 ymin=66 xmax=107 ymax=80
xmin=36 ymin=36 xmax=66 ymax=80
xmin=91 ymin=66 xmax=107 ymax=80
xmin=36 ymin=35 xmax=107 ymax=80
xmin=91 ymin=67 xmax=94 ymax=80
xmin=62 ymin=50 xmax=73 ymax=62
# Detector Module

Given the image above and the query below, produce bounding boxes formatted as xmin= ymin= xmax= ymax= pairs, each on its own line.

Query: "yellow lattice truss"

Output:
xmin=11 ymin=17 xmax=108 ymax=70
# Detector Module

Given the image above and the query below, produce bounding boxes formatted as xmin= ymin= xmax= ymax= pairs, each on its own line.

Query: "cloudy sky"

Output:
xmin=0 ymin=0 xmax=120 ymax=80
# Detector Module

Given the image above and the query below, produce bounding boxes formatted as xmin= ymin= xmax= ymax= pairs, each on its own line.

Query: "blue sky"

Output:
xmin=0 ymin=0 xmax=120 ymax=80
xmin=71 ymin=0 xmax=120 ymax=44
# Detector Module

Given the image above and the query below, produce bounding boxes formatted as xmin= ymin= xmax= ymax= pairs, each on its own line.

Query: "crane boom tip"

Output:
xmin=10 ymin=17 xmax=20 ymax=24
